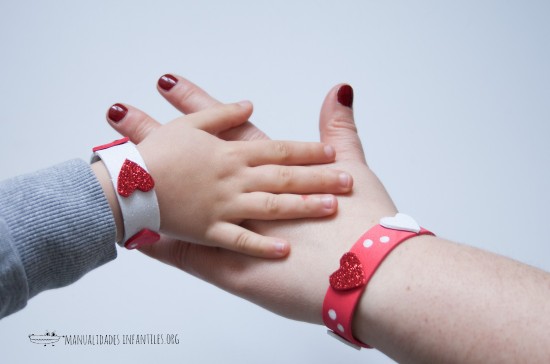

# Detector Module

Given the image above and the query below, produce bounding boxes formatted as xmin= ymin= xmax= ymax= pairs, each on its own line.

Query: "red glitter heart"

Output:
xmin=329 ymin=252 xmax=366 ymax=291
xmin=117 ymin=159 xmax=155 ymax=197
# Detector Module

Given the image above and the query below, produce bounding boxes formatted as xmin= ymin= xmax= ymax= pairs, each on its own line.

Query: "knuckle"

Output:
xmin=327 ymin=115 xmax=358 ymax=134
xmin=222 ymin=145 xmax=240 ymax=166
xmin=275 ymin=142 xmax=292 ymax=162
xmin=170 ymin=239 xmax=191 ymax=269
xmin=134 ymin=118 xmax=156 ymax=141
xmin=265 ymin=194 xmax=280 ymax=214
xmin=178 ymin=84 xmax=198 ymax=103
xmin=277 ymin=166 xmax=293 ymax=186
xmin=246 ymin=128 xmax=268 ymax=141
xmin=234 ymin=231 xmax=253 ymax=253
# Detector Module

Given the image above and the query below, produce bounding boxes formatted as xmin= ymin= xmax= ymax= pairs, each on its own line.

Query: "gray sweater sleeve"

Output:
xmin=0 ymin=159 xmax=117 ymax=319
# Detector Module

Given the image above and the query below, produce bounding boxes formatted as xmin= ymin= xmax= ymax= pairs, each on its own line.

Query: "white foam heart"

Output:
xmin=379 ymin=213 xmax=420 ymax=233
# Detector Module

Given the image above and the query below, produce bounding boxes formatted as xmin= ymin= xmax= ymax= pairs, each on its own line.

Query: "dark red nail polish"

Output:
xmin=158 ymin=74 xmax=178 ymax=91
xmin=108 ymin=103 xmax=128 ymax=123
xmin=337 ymin=85 xmax=354 ymax=108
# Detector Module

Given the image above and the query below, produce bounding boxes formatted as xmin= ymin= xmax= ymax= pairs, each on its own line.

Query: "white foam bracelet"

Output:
xmin=91 ymin=142 xmax=160 ymax=248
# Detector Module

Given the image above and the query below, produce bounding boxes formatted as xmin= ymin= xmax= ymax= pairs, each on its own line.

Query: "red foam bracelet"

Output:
xmin=322 ymin=213 xmax=434 ymax=349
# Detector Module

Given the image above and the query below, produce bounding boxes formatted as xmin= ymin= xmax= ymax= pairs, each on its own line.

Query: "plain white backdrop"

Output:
xmin=1 ymin=1 xmax=549 ymax=363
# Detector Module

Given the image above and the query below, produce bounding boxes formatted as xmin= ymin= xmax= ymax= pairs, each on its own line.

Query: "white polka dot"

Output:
xmin=328 ymin=309 xmax=337 ymax=320
xmin=337 ymin=324 xmax=345 ymax=333
xmin=379 ymin=236 xmax=390 ymax=243
xmin=363 ymin=239 xmax=373 ymax=248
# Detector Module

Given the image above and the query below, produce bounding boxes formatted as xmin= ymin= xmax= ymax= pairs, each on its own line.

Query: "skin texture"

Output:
xmin=93 ymin=101 xmax=354 ymax=258
xmin=105 ymin=75 xmax=550 ymax=363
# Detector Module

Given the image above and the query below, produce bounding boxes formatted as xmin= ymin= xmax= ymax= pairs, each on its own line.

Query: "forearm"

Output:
xmin=0 ymin=160 xmax=117 ymax=318
xmin=91 ymin=161 xmax=123 ymax=241
xmin=355 ymin=235 xmax=550 ymax=363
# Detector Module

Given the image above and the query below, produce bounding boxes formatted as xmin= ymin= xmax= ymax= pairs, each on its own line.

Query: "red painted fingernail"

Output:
xmin=108 ymin=103 xmax=128 ymax=123
xmin=158 ymin=74 xmax=178 ymax=91
xmin=337 ymin=85 xmax=353 ymax=108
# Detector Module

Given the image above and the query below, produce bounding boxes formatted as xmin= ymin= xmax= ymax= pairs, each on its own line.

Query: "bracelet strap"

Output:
xmin=91 ymin=137 xmax=160 ymax=249
xmin=323 ymin=213 xmax=434 ymax=349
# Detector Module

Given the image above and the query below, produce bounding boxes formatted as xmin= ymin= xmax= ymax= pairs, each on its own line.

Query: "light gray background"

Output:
xmin=1 ymin=1 xmax=549 ymax=363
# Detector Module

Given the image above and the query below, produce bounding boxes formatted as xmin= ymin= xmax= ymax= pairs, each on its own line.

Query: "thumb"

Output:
xmin=319 ymin=84 xmax=366 ymax=164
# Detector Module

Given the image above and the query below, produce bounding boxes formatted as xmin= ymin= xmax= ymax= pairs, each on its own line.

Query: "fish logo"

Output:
xmin=28 ymin=331 xmax=64 ymax=346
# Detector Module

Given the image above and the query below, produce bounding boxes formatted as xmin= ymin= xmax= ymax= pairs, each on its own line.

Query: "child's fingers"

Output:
xmin=244 ymin=166 xmax=353 ymax=194
xmin=234 ymin=140 xmax=336 ymax=167
xmin=233 ymin=192 xmax=338 ymax=220
xmin=207 ymin=223 xmax=290 ymax=258
xmin=186 ymin=101 xmax=254 ymax=135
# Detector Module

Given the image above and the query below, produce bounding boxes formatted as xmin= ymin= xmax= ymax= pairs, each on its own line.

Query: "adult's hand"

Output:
xmin=107 ymin=74 xmax=550 ymax=362
xmin=106 ymin=74 xmax=396 ymax=324
xmin=107 ymin=74 xmax=268 ymax=142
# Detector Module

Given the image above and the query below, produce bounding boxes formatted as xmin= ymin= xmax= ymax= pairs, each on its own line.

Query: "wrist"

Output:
xmin=322 ymin=214 xmax=434 ymax=349
xmin=91 ymin=161 xmax=124 ymax=242
xmin=352 ymin=234 xmax=440 ymax=348
xmin=91 ymin=138 xmax=160 ymax=248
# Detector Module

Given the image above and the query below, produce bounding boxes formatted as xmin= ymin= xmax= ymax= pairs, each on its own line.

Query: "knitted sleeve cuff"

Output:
xmin=0 ymin=159 xmax=117 ymax=304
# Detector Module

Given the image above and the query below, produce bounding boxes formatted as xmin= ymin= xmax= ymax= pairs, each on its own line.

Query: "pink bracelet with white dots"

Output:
xmin=322 ymin=213 xmax=434 ymax=349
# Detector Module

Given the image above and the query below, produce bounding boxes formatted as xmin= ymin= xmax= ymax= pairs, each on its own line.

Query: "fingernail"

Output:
xmin=321 ymin=195 xmax=335 ymax=209
xmin=158 ymin=74 xmax=178 ymax=91
xmin=339 ymin=173 xmax=351 ymax=188
xmin=337 ymin=85 xmax=353 ymax=108
xmin=108 ymin=103 xmax=128 ymax=123
xmin=274 ymin=241 xmax=287 ymax=254
xmin=324 ymin=145 xmax=335 ymax=158
xmin=237 ymin=100 xmax=252 ymax=108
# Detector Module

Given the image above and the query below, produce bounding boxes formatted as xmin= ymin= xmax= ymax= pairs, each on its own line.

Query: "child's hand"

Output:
xmin=136 ymin=101 xmax=352 ymax=258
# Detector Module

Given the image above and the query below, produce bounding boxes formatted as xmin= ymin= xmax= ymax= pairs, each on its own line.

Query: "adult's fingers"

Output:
xmin=156 ymin=73 xmax=269 ymax=141
xmin=319 ymin=84 xmax=367 ymax=164
xmin=106 ymin=103 xmax=161 ymax=144
xmin=138 ymin=237 xmax=251 ymax=295
xmin=205 ymin=223 xmax=290 ymax=259
xmin=106 ymin=74 xmax=225 ymax=144
xmin=157 ymin=74 xmax=220 ymax=114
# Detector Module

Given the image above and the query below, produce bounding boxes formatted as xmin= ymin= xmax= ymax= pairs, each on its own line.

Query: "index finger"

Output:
xmin=156 ymin=74 xmax=270 ymax=141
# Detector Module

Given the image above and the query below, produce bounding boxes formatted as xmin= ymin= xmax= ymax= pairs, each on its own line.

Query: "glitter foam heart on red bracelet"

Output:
xmin=329 ymin=252 xmax=367 ymax=291
xmin=117 ymin=159 xmax=155 ymax=197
